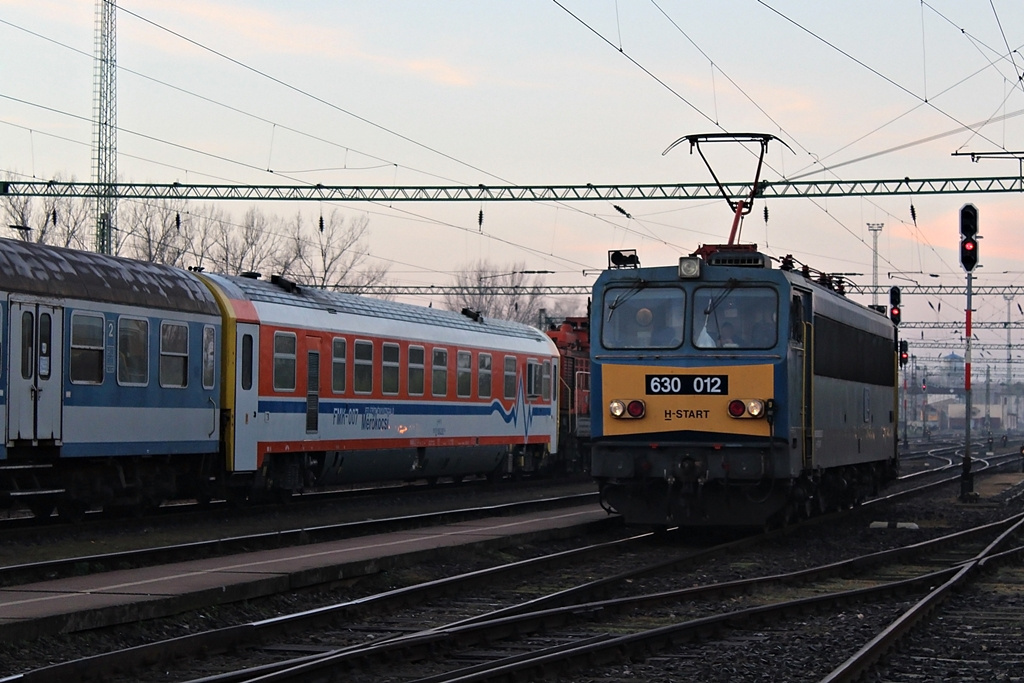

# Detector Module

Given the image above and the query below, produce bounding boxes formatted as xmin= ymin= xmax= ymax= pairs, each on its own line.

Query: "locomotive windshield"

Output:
xmin=692 ymin=286 xmax=778 ymax=349
xmin=602 ymin=285 xmax=685 ymax=350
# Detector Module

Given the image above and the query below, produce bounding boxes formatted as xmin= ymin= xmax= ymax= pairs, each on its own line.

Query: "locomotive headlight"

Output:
xmin=678 ymin=256 xmax=701 ymax=279
xmin=727 ymin=399 xmax=767 ymax=419
xmin=609 ymin=399 xmax=646 ymax=419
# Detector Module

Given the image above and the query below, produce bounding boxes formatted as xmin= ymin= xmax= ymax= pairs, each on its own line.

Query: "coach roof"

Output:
xmin=212 ymin=273 xmax=549 ymax=343
xmin=0 ymin=237 xmax=219 ymax=315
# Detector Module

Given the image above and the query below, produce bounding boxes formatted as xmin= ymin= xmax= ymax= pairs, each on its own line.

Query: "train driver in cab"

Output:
xmin=718 ymin=321 xmax=741 ymax=348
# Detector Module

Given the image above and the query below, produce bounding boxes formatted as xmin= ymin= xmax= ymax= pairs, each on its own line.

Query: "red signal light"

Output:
xmin=960 ymin=236 xmax=979 ymax=272
xmin=626 ymin=400 xmax=645 ymax=418
xmin=728 ymin=400 xmax=746 ymax=417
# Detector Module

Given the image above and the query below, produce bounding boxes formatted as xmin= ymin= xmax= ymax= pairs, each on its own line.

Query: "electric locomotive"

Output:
xmin=590 ymin=246 xmax=899 ymax=528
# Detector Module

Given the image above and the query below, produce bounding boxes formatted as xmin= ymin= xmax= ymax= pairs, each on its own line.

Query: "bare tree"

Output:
xmin=2 ymin=175 xmax=386 ymax=294
xmin=180 ymin=203 xmax=227 ymax=272
xmin=209 ymin=206 xmax=283 ymax=276
xmin=2 ymin=173 xmax=91 ymax=248
xmin=2 ymin=190 xmax=34 ymax=242
xmin=122 ymin=199 xmax=191 ymax=267
xmin=443 ymin=260 xmax=549 ymax=326
xmin=275 ymin=209 xmax=389 ymax=292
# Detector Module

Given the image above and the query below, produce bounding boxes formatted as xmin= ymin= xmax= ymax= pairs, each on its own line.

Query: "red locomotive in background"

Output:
xmin=546 ymin=315 xmax=591 ymax=472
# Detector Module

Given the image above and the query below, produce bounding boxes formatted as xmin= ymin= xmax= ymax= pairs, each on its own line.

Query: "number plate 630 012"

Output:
xmin=645 ymin=374 xmax=729 ymax=395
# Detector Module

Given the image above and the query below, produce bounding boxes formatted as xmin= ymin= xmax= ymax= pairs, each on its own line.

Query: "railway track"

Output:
xmin=4 ymin=465 xmax=1023 ymax=682
xmin=0 ymin=489 xmax=599 ymax=588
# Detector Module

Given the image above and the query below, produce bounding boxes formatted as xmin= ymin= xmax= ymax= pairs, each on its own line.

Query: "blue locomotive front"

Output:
xmin=590 ymin=248 xmax=898 ymax=528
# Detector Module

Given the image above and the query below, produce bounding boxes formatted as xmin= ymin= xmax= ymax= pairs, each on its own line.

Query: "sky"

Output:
xmin=3 ymin=0 xmax=1024 ymax=363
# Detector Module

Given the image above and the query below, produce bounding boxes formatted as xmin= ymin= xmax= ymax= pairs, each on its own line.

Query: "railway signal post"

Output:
xmin=960 ymin=204 xmax=979 ymax=500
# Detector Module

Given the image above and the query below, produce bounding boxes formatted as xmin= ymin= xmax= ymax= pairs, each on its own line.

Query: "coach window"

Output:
xmin=382 ymin=342 xmax=400 ymax=395
xmin=160 ymin=322 xmax=189 ymax=388
xmin=478 ymin=353 xmax=492 ymax=399
xmin=354 ymin=340 xmax=373 ymax=394
xmin=273 ymin=332 xmax=297 ymax=391
xmin=36 ymin=313 xmax=52 ymax=379
xmin=408 ymin=346 xmax=425 ymax=395
xmin=526 ymin=360 xmax=542 ymax=398
xmin=542 ymin=359 xmax=552 ymax=401
xmin=70 ymin=313 xmax=104 ymax=384
xmin=456 ymin=350 xmax=472 ymax=398
xmin=432 ymin=348 xmax=448 ymax=397
xmin=331 ymin=338 xmax=346 ymax=393
xmin=20 ymin=311 xmax=34 ymax=380
xmin=504 ymin=356 xmax=516 ymax=400
xmin=117 ymin=317 xmax=149 ymax=386
xmin=241 ymin=334 xmax=254 ymax=390
xmin=201 ymin=325 xmax=216 ymax=389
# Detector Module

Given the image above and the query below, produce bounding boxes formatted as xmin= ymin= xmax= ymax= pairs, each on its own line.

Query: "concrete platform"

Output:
xmin=0 ymin=504 xmax=612 ymax=641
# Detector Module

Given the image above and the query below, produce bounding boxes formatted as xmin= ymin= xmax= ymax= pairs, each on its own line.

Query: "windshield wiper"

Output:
xmin=607 ymin=280 xmax=648 ymax=319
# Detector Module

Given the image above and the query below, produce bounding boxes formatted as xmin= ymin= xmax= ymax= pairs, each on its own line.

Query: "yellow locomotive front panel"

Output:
xmin=601 ymin=362 xmax=774 ymax=438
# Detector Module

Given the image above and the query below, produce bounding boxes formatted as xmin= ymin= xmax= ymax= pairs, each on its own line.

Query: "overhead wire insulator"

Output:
xmin=763 ymin=205 xmax=769 ymax=224
xmin=478 ymin=209 xmax=484 ymax=231
xmin=319 ymin=215 xmax=324 ymax=233
xmin=52 ymin=209 xmax=58 ymax=226
xmin=613 ymin=205 xmax=632 ymax=219
xmin=910 ymin=203 xmax=917 ymax=226
xmin=175 ymin=212 xmax=181 ymax=231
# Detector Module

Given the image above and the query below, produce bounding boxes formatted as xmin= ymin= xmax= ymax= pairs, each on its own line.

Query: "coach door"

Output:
xmin=305 ymin=338 xmax=320 ymax=435
xmin=7 ymin=301 xmax=63 ymax=444
xmin=233 ymin=323 xmax=260 ymax=471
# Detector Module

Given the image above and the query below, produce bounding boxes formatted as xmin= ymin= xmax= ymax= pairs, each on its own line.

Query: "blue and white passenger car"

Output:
xmin=0 ymin=237 xmax=221 ymax=517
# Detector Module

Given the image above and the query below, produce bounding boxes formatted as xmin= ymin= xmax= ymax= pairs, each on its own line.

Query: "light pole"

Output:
xmin=868 ymin=223 xmax=884 ymax=307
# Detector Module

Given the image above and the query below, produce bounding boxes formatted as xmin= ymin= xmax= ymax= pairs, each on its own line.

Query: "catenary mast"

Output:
xmin=93 ymin=0 xmax=117 ymax=255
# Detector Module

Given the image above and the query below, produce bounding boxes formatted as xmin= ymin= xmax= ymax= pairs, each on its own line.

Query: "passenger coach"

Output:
xmin=1 ymin=237 xmax=560 ymax=518
xmin=199 ymin=272 xmax=561 ymax=497
xmin=0 ymin=237 xmax=221 ymax=518
xmin=590 ymin=246 xmax=899 ymax=528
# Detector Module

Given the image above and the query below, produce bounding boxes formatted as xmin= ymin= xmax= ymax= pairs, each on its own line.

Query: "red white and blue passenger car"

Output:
xmin=0 ymin=237 xmax=559 ymax=517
